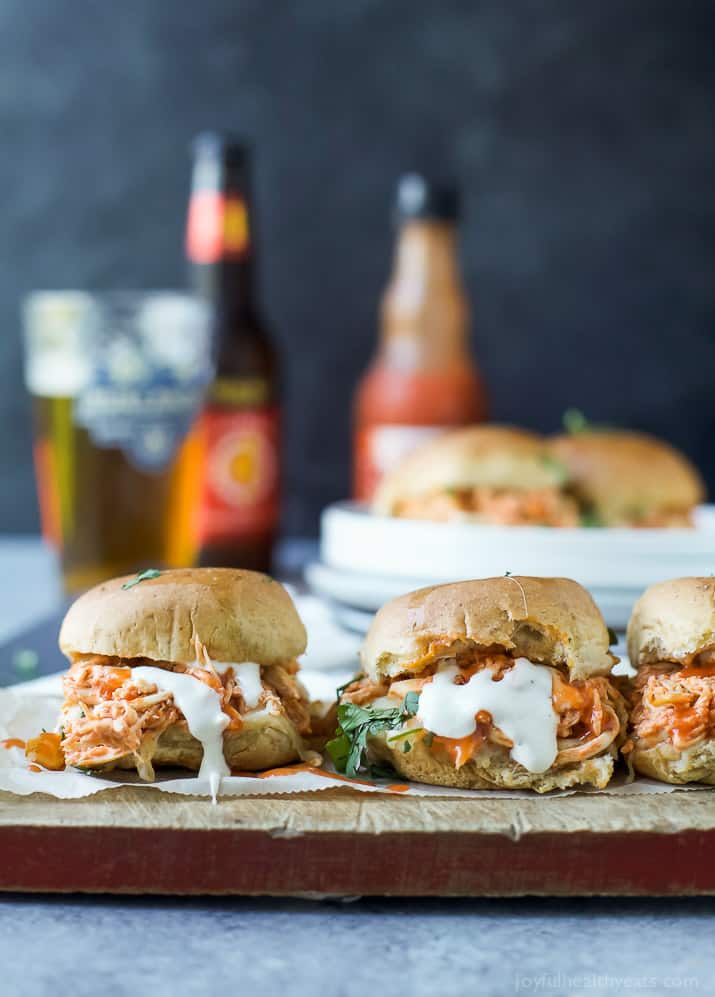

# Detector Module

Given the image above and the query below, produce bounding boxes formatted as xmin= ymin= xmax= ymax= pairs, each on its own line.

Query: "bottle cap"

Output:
xmin=192 ymin=132 xmax=251 ymax=164
xmin=395 ymin=173 xmax=460 ymax=222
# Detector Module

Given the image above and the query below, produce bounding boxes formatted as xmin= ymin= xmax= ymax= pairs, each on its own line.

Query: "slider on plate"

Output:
xmin=331 ymin=576 xmax=627 ymax=791
xmin=624 ymin=577 xmax=715 ymax=784
xmin=43 ymin=568 xmax=313 ymax=786
xmin=371 ymin=425 xmax=578 ymax=526
xmin=549 ymin=430 xmax=704 ymax=527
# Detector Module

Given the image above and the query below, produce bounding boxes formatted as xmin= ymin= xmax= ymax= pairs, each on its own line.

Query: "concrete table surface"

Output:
xmin=0 ymin=896 xmax=712 ymax=997
xmin=0 ymin=537 xmax=713 ymax=997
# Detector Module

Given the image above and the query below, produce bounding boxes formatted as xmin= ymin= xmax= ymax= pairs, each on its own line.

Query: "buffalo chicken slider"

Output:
xmin=333 ymin=576 xmax=626 ymax=791
xmin=549 ymin=430 xmax=704 ymax=528
xmin=372 ymin=425 xmax=579 ymax=526
xmin=625 ymin=577 xmax=715 ymax=784
xmin=50 ymin=568 xmax=312 ymax=788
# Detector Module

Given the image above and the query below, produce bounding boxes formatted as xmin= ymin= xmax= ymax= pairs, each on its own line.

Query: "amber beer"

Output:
xmin=23 ymin=292 xmax=211 ymax=593
xmin=186 ymin=134 xmax=279 ymax=572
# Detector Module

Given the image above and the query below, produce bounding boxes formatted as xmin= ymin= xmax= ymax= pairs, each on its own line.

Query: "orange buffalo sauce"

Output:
xmin=431 ymin=730 xmax=486 ymax=769
xmin=670 ymin=707 xmax=705 ymax=745
xmin=96 ymin=666 xmax=132 ymax=698
xmin=680 ymin=661 xmax=715 ymax=678
xmin=25 ymin=732 xmax=65 ymax=771
xmin=229 ymin=764 xmax=378 ymax=788
xmin=1 ymin=738 xmax=25 ymax=750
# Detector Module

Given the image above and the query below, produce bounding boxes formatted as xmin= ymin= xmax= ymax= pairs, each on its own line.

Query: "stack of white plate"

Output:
xmin=306 ymin=502 xmax=715 ymax=631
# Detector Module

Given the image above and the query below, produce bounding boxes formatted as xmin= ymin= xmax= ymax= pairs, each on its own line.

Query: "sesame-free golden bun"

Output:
xmin=360 ymin=576 xmax=616 ymax=683
xmin=59 ymin=567 xmax=307 ymax=666
xmin=369 ymin=721 xmax=624 ymax=793
xmin=626 ymin=577 xmax=715 ymax=668
xmin=549 ymin=431 xmax=704 ymax=526
xmin=372 ymin=425 xmax=569 ymax=515
xmin=81 ymin=710 xmax=308 ymax=776
xmin=623 ymin=740 xmax=715 ymax=786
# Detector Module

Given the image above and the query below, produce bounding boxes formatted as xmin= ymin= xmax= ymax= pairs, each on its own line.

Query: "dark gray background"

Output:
xmin=1 ymin=0 xmax=713 ymax=537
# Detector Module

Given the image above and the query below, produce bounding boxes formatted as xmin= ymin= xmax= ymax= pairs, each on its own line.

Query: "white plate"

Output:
xmin=306 ymin=560 xmax=639 ymax=630
xmin=309 ymin=502 xmax=715 ymax=630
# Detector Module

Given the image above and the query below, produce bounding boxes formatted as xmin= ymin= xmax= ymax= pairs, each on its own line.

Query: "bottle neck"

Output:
xmin=193 ymin=259 xmax=257 ymax=318
xmin=186 ymin=156 xmax=257 ymax=314
xmin=379 ymin=220 xmax=469 ymax=368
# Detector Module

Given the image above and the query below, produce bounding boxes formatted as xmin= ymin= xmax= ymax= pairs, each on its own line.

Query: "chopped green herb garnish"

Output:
xmin=403 ymin=691 xmax=420 ymax=716
xmin=335 ymin=675 xmax=362 ymax=703
xmin=539 ymin=454 xmax=568 ymax=481
xmin=580 ymin=509 xmax=604 ymax=528
xmin=59 ymin=726 xmax=65 ymax=740
xmin=122 ymin=568 xmax=163 ymax=590
xmin=402 ymin=740 xmax=412 ymax=754
xmin=327 ymin=693 xmax=422 ymax=778
xmin=563 ymin=409 xmax=614 ymax=435
xmin=13 ymin=649 xmax=38 ymax=675
xmin=607 ymin=627 xmax=619 ymax=647
xmin=563 ymin=408 xmax=589 ymax=434
xmin=386 ymin=726 xmax=423 ymax=743
xmin=367 ymin=761 xmax=400 ymax=780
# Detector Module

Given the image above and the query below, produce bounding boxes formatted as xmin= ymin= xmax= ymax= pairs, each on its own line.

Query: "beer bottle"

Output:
xmin=186 ymin=133 xmax=279 ymax=572
xmin=353 ymin=173 xmax=487 ymax=502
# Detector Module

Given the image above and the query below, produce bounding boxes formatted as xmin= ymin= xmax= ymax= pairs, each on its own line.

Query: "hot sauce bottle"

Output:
xmin=353 ymin=174 xmax=487 ymax=502
xmin=186 ymin=133 xmax=279 ymax=571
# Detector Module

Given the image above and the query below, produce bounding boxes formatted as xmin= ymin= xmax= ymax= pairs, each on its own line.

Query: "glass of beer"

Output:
xmin=23 ymin=292 xmax=213 ymax=593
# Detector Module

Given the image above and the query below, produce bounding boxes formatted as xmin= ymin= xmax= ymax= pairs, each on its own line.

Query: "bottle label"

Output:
xmin=354 ymin=424 xmax=445 ymax=503
xmin=198 ymin=405 xmax=280 ymax=543
xmin=49 ymin=295 xmax=213 ymax=473
xmin=186 ymin=193 xmax=250 ymax=264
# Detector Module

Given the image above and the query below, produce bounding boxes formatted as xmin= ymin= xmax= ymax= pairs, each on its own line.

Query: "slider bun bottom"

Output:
xmin=80 ymin=711 xmax=304 ymax=776
xmin=629 ymin=741 xmax=715 ymax=785
xmin=370 ymin=734 xmax=618 ymax=793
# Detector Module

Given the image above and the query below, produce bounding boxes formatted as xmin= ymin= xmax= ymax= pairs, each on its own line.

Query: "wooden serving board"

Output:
xmin=1 ymin=787 xmax=714 ymax=896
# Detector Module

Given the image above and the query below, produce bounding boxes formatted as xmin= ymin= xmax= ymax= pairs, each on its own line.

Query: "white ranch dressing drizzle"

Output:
xmin=132 ymin=666 xmax=230 ymax=802
xmin=211 ymin=661 xmax=263 ymax=709
xmin=416 ymin=658 xmax=558 ymax=773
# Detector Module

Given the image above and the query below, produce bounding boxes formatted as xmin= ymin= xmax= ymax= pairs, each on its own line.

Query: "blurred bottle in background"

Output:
xmin=23 ymin=292 xmax=211 ymax=593
xmin=186 ymin=134 xmax=280 ymax=573
xmin=353 ymin=173 xmax=487 ymax=502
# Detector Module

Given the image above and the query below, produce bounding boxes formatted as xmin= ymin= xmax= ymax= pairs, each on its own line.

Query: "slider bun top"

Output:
xmin=549 ymin=431 xmax=704 ymax=524
xmin=59 ymin=568 xmax=307 ymax=666
xmin=361 ymin=576 xmax=614 ymax=682
xmin=372 ymin=425 xmax=569 ymax=515
xmin=627 ymin=577 xmax=715 ymax=668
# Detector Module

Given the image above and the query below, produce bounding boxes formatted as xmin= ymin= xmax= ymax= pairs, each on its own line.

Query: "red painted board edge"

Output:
xmin=2 ymin=827 xmax=715 ymax=896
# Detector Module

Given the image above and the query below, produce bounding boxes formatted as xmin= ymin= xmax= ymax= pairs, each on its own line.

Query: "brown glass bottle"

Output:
xmin=186 ymin=134 xmax=279 ymax=572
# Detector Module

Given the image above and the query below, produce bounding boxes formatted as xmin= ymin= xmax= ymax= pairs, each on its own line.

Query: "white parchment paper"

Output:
xmin=0 ymin=670 xmax=708 ymax=800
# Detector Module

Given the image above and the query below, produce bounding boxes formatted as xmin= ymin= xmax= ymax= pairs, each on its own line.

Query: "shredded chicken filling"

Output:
xmin=615 ymin=509 xmax=694 ymax=529
xmin=60 ymin=654 xmax=311 ymax=771
xmin=625 ymin=660 xmax=715 ymax=753
xmin=343 ymin=653 xmax=623 ymax=770
xmin=394 ymin=486 xmax=579 ymax=527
